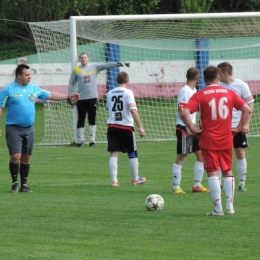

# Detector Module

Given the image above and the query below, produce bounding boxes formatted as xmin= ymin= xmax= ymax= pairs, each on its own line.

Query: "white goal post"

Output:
xmin=29 ymin=12 xmax=260 ymax=145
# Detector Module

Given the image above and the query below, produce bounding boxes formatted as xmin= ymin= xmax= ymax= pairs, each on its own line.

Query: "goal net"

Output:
xmin=29 ymin=13 xmax=260 ymax=145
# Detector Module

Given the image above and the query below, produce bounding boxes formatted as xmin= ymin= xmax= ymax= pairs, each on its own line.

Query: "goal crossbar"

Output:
xmin=70 ymin=12 xmax=260 ymax=21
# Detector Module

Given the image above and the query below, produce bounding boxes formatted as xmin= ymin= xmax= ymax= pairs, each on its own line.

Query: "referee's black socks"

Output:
xmin=9 ymin=162 xmax=19 ymax=184
xmin=20 ymin=163 xmax=30 ymax=185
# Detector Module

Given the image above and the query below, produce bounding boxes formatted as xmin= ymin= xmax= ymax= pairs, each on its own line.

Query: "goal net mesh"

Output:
xmin=29 ymin=16 xmax=260 ymax=145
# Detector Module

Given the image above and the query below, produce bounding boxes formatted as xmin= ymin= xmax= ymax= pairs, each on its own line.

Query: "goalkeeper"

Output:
xmin=68 ymin=52 xmax=130 ymax=147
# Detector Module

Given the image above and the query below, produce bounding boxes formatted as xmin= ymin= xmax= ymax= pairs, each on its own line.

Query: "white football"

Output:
xmin=145 ymin=194 xmax=164 ymax=211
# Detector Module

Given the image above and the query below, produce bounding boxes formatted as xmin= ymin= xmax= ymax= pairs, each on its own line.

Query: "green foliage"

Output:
xmin=0 ymin=41 xmax=36 ymax=61
xmin=148 ymin=0 xmax=182 ymax=14
xmin=211 ymin=0 xmax=260 ymax=12
xmin=0 ymin=0 xmax=71 ymax=42
xmin=4 ymin=0 xmax=71 ymax=21
xmin=180 ymin=0 xmax=214 ymax=13
xmin=109 ymin=0 xmax=160 ymax=15
xmin=67 ymin=0 xmax=161 ymax=16
xmin=2 ymin=0 xmax=260 ymax=57
xmin=67 ymin=0 xmax=102 ymax=16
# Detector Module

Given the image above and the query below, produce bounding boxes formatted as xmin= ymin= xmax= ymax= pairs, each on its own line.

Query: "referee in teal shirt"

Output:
xmin=0 ymin=64 xmax=79 ymax=193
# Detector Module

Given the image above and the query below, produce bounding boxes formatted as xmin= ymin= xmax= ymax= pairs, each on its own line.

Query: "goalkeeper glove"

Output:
xmin=117 ymin=62 xmax=130 ymax=68
xmin=67 ymin=96 xmax=77 ymax=107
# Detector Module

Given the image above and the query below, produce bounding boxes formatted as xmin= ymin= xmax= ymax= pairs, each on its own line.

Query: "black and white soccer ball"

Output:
xmin=145 ymin=194 xmax=164 ymax=211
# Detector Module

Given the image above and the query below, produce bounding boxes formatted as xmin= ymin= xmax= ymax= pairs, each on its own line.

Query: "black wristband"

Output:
xmin=67 ymin=95 xmax=72 ymax=105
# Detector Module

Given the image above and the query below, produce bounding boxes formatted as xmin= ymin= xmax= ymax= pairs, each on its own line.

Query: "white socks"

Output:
xmin=224 ymin=176 xmax=235 ymax=210
xmin=237 ymin=159 xmax=247 ymax=185
xmin=208 ymin=176 xmax=235 ymax=212
xmin=129 ymin=158 xmax=139 ymax=181
xmin=109 ymin=157 xmax=140 ymax=183
xmin=218 ymin=166 xmax=222 ymax=187
xmin=219 ymin=159 xmax=247 ymax=186
xmin=193 ymin=161 xmax=204 ymax=187
xmin=172 ymin=162 xmax=204 ymax=189
xmin=109 ymin=157 xmax=118 ymax=182
xmin=208 ymin=176 xmax=222 ymax=212
xmin=172 ymin=163 xmax=182 ymax=189
xmin=109 ymin=157 xmax=139 ymax=183
xmin=77 ymin=127 xmax=85 ymax=143
xmin=88 ymin=125 xmax=96 ymax=143
xmin=78 ymin=125 xmax=96 ymax=144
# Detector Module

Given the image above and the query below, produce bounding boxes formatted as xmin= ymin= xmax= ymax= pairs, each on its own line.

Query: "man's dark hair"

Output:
xmin=117 ymin=71 xmax=129 ymax=85
xmin=217 ymin=62 xmax=233 ymax=75
xmin=203 ymin=65 xmax=220 ymax=84
xmin=186 ymin=67 xmax=199 ymax=81
xmin=15 ymin=64 xmax=30 ymax=78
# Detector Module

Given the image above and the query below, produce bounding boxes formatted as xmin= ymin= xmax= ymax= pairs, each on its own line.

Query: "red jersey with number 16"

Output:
xmin=185 ymin=85 xmax=245 ymax=150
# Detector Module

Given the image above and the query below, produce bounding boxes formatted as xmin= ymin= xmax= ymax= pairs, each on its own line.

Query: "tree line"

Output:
xmin=0 ymin=0 xmax=260 ymax=58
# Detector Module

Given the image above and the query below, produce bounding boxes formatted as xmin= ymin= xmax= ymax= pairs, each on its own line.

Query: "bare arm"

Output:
xmin=231 ymin=103 xmax=252 ymax=135
xmin=47 ymin=92 xmax=79 ymax=101
xmin=240 ymin=102 xmax=253 ymax=134
xmin=177 ymin=102 xmax=186 ymax=124
xmin=131 ymin=109 xmax=145 ymax=138
xmin=181 ymin=108 xmax=203 ymax=136
xmin=178 ymin=103 xmax=192 ymax=135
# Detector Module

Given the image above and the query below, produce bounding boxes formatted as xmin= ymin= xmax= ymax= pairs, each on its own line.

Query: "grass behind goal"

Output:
xmin=0 ymin=107 xmax=260 ymax=259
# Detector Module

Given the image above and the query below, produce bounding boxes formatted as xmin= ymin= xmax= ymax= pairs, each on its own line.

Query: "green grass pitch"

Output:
xmin=0 ymin=105 xmax=260 ymax=259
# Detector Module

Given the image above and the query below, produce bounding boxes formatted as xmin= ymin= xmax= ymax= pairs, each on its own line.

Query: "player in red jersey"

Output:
xmin=180 ymin=65 xmax=252 ymax=216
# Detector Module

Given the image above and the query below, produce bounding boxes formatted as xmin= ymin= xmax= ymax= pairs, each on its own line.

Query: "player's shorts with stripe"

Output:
xmin=201 ymin=148 xmax=232 ymax=173
xmin=176 ymin=124 xmax=200 ymax=154
xmin=6 ymin=125 xmax=34 ymax=155
xmin=107 ymin=124 xmax=137 ymax=153
xmin=233 ymin=132 xmax=248 ymax=149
